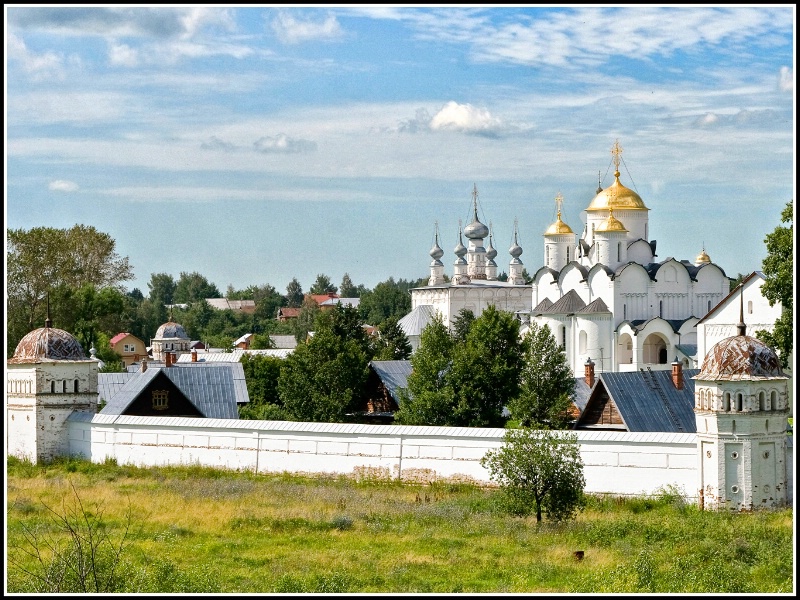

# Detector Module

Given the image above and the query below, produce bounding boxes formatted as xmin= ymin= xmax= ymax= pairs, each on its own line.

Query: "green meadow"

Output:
xmin=6 ymin=457 xmax=794 ymax=594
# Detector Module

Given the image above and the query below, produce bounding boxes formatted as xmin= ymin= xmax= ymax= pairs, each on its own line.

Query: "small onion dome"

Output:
xmin=596 ymin=207 xmax=628 ymax=233
xmin=429 ymin=239 xmax=444 ymax=261
xmin=695 ymin=248 xmax=711 ymax=266
xmin=486 ymin=236 xmax=498 ymax=261
xmin=586 ymin=170 xmax=648 ymax=212
xmin=697 ymin=335 xmax=784 ymax=380
xmin=544 ymin=213 xmax=574 ymax=236
xmin=155 ymin=321 xmax=189 ymax=340
xmin=10 ymin=326 xmax=87 ymax=363
xmin=454 ymin=231 xmax=467 ymax=257
xmin=509 ymin=239 xmax=523 ymax=259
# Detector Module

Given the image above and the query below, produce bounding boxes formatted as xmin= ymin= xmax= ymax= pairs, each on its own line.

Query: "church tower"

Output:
xmin=452 ymin=225 xmax=470 ymax=285
xmin=543 ymin=193 xmax=577 ymax=270
xmin=428 ymin=223 xmax=445 ymax=286
xmin=6 ymin=315 xmax=98 ymax=463
xmin=508 ymin=219 xmax=525 ymax=285
xmin=485 ymin=226 xmax=499 ymax=281
xmin=594 ymin=206 xmax=629 ymax=270
xmin=693 ymin=290 xmax=789 ymax=510
xmin=463 ymin=184 xmax=490 ymax=280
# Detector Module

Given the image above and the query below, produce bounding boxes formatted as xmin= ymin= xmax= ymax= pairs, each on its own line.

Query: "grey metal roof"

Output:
xmin=548 ymin=289 xmax=587 ymax=314
xmin=676 ymin=344 xmax=698 ymax=360
xmin=369 ymin=360 xmax=413 ymax=402
xmin=270 ymin=335 xmax=298 ymax=349
xmin=532 ymin=297 xmax=554 ymax=313
xmin=583 ymin=369 xmax=699 ymax=433
xmin=175 ymin=349 xmax=292 ymax=362
xmin=571 ymin=377 xmax=592 ymax=414
xmin=578 ymin=297 xmax=610 ymax=314
xmin=398 ymin=305 xmax=436 ymax=337
xmin=98 ymin=372 xmax=135 ymax=404
xmin=99 ymin=362 xmax=249 ymax=419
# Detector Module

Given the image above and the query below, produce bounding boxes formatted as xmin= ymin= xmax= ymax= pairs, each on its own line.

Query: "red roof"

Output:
xmin=310 ymin=293 xmax=339 ymax=305
xmin=109 ymin=332 xmax=131 ymax=345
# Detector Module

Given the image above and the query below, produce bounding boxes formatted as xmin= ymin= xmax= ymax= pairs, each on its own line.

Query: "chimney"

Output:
xmin=584 ymin=357 xmax=595 ymax=388
xmin=141 ymin=358 xmax=147 ymax=372
xmin=165 ymin=352 xmax=172 ymax=367
xmin=672 ymin=358 xmax=683 ymax=390
xmin=191 ymin=349 xmax=198 ymax=362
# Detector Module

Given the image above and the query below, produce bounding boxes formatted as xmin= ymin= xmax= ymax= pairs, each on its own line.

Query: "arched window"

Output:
xmin=51 ymin=381 xmax=55 ymax=393
xmin=759 ymin=391 xmax=766 ymax=411
xmin=770 ymin=390 xmax=778 ymax=410
xmin=579 ymin=330 xmax=587 ymax=354
xmin=747 ymin=300 xmax=753 ymax=314
xmin=723 ymin=392 xmax=731 ymax=411
xmin=617 ymin=242 xmax=622 ymax=262
xmin=74 ymin=380 xmax=79 ymax=393
xmin=561 ymin=326 xmax=566 ymax=350
xmin=735 ymin=393 xmax=743 ymax=412
xmin=708 ymin=300 xmax=711 ymax=312
xmin=659 ymin=300 xmax=663 ymax=318
xmin=62 ymin=380 xmax=67 ymax=393
xmin=623 ymin=304 xmax=627 ymax=320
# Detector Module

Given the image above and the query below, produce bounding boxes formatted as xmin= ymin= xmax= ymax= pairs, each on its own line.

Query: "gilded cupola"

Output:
xmin=586 ymin=140 xmax=649 ymax=213
xmin=544 ymin=193 xmax=575 ymax=235
xmin=596 ymin=207 xmax=628 ymax=233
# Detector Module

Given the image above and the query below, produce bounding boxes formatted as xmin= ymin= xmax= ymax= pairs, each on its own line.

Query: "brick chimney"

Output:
xmin=165 ymin=352 xmax=172 ymax=367
xmin=191 ymin=349 xmax=198 ymax=362
xmin=141 ymin=358 xmax=147 ymax=372
xmin=584 ymin=357 xmax=595 ymax=388
xmin=671 ymin=358 xmax=683 ymax=390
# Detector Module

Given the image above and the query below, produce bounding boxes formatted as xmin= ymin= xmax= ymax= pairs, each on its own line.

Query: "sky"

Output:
xmin=5 ymin=5 xmax=796 ymax=297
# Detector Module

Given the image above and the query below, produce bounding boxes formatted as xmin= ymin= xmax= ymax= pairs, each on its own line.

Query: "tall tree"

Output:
xmin=285 ymin=278 xmax=304 ymax=308
xmin=339 ymin=273 xmax=360 ymax=298
xmin=481 ymin=428 xmax=586 ymax=522
xmin=509 ymin=322 xmax=576 ymax=428
xmin=278 ymin=328 xmax=369 ymax=422
xmin=7 ymin=225 xmax=133 ymax=351
xmin=757 ymin=200 xmax=793 ymax=368
xmin=147 ymin=272 xmax=176 ymax=306
xmin=447 ymin=306 xmax=523 ymax=427
xmin=173 ymin=271 xmax=221 ymax=304
xmin=373 ymin=316 xmax=412 ymax=361
xmin=309 ymin=273 xmax=337 ymax=295
xmin=451 ymin=308 xmax=475 ymax=344
xmin=238 ymin=354 xmax=288 ymax=420
xmin=358 ymin=278 xmax=412 ymax=326
xmin=394 ymin=313 xmax=455 ymax=426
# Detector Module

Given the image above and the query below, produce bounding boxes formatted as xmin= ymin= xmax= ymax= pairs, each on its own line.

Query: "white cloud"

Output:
xmin=270 ymin=10 xmax=343 ymax=44
xmin=6 ymin=31 xmax=65 ymax=80
xmin=109 ymin=42 xmax=139 ymax=67
xmin=779 ymin=66 xmax=793 ymax=92
xmin=696 ymin=113 xmax=719 ymax=127
xmin=253 ymin=134 xmax=318 ymax=153
xmin=49 ymin=180 xmax=79 ymax=192
xmin=429 ymin=101 xmax=503 ymax=135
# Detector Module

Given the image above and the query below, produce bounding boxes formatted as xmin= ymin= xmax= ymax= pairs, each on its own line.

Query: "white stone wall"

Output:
xmin=62 ymin=416 xmax=757 ymax=501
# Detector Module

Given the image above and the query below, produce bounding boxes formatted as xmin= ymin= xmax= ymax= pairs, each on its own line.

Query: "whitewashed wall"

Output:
xmin=62 ymin=414 xmax=783 ymax=502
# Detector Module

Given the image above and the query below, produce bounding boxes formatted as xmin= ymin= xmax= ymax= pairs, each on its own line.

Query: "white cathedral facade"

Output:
xmin=407 ymin=141 xmax=731 ymax=374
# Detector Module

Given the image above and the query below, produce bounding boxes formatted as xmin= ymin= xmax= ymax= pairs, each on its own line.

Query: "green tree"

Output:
xmin=315 ymin=303 xmax=372 ymax=358
xmin=239 ymin=354 xmax=288 ymax=420
xmin=373 ymin=316 xmax=412 ymax=360
xmin=50 ymin=284 xmax=127 ymax=354
xmin=358 ymin=278 xmax=412 ymax=325
xmin=292 ymin=295 xmax=321 ymax=342
xmin=338 ymin=273 xmax=360 ymax=298
xmin=7 ymin=225 xmax=133 ymax=351
xmin=447 ymin=306 xmax=523 ymax=427
xmin=451 ymin=308 xmax=475 ymax=343
xmin=509 ymin=322 xmax=576 ymax=428
xmin=394 ymin=313 xmax=455 ymax=425
xmin=309 ymin=273 xmax=337 ymax=295
xmin=756 ymin=200 xmax=793 ymax=368
xmin=285 ymin=278 xmax=304 ymax=308
xmin=278 ymin=329 xmax=369 ymax=422
xmin=481 ymin=427 xmax=586 ymax=522
xmin=173 ymin=272 xmax=221 ymax=304
xmin=147 ymin=273 xmax=176 ymax=306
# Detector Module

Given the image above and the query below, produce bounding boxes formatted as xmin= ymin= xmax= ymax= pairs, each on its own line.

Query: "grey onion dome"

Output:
xmin=464 ymin=216 xmax=489 ymax=240
xmin=454 ymin=230 xmax=467 ymax=257
xmin=10 ymin=326 xmax=87 ymax=363
xmin=697 ymin=335 xmax=784 ymax=380
xmin=485 ymin=234 xmax=498 ymax=261
xmin=509 ymin=238 xmax=523 ymax=259
xmin=429 ymin=240 xmax=444 ymax=261
xmin=155 ymin=321 xmax=189 ymax=340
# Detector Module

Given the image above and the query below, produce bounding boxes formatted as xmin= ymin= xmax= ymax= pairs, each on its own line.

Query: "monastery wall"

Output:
xmin=63 ymin=414 xmax=798 ymax=502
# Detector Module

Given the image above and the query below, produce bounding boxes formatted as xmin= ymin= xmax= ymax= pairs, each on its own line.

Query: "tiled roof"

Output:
xmin=532 ymin=298 xmax=554 ymax=313
xmin=577 ymin=297 xmax=610 ymax=314
xmin=99 ymin=362 xmax=249 ymax=419
xmin=548 ymin=289 xmax=587 ymax=314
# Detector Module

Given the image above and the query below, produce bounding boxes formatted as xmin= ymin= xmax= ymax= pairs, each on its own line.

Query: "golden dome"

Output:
xmin=695 ymin=248 xmax=711 ymax=265
xmin=544 ymin=214 xmax=574 ymax=235
xmin=586 ymin=170 xmax=648 ymax=212
xmin=596 ymin=207 xmax=628 ymax=233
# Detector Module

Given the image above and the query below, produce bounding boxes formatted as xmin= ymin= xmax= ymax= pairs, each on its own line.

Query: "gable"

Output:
xmin=116 ymin=371 xmax=204 ymax=418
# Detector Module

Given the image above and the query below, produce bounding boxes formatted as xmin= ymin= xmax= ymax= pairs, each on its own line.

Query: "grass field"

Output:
xmin=5 ymin=457 xmax=794 ymax=593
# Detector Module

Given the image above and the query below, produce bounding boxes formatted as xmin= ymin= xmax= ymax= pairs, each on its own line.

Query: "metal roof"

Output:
xmin=578 ymin=368 xmax=699 ymax=433
xmin=398 ymin=305 xmax=436 ymax=336
xmin=578 ymin=297 xmax=610 ymax=314
xmin=99 ymin=362 xmax=249 ymax=419
xmin=676 ymin=344 xmax=698 ymax=360
xmin=175 ymin=349 xmax=293 ymax=362
xmin=98 ymin=372 xmax=135 ymax=404
xmin=270 ymin=335 xmax=298 ymax=349
xmin=548 ymin=289 xmax=587 ymax=314
xmin=532 ymin=298 xmax=554 ymax=313
xmin=369 ymin=360 xmax=412 ymax=402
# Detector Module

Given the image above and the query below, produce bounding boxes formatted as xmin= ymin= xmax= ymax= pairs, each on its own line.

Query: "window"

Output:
xmin=723 ymin=392 xmax=731 ymax=411
xmin=747 ymin=300 xmax=753 ymax=314
xmin=51 ymin=381 xmax=55 ymax=393
xmin=62 ymin=380 xmax=67 ymax=393
xmin=617 ymin=242 xmax=621 ymax=262
xmin=561 ymin=326 xmax=566 ymax=350
xmin=124 ymin=343 xmax=136 ymax=352
xmin=623 ymin=304 xmax=627 ymax=320
xmin=759 ymin=391 xmax=766 ymax=411
xmin=659 ymin=300 xmax=663 ymax=318
xmin=152 ymin=390 xmax=169 ymax=411
xmin=74 ymin=380 xmax=79 ymax=393
xmin=546 ymin=245 xmax=550 ymax=264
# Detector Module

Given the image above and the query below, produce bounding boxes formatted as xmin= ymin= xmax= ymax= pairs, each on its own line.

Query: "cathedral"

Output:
xmin=407 ymin=140 xmax=731 ymax=374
